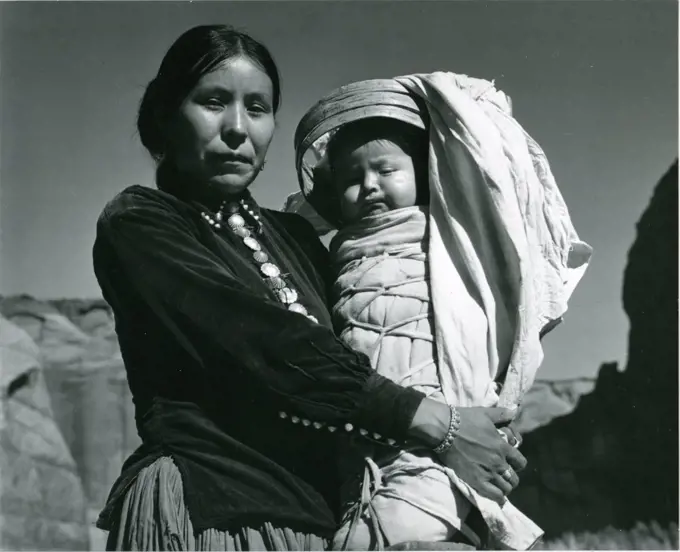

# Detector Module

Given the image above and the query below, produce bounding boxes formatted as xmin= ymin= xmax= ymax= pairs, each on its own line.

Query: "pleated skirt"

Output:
xmin=105 ymin=456 xmax=330 ymax=551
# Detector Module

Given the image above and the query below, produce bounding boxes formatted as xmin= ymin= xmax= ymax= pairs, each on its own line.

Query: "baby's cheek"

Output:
xmin=387 ymin=173 xmax=419 ymax=208
xmin=340 ymin=191 xmax=360 ymax=220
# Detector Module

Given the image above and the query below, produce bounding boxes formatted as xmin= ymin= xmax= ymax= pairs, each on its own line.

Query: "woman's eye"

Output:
xmin=248 ymin=103 xmax=270 ymax=115
xmin=203 ymin=98 xmax=223 ymax=110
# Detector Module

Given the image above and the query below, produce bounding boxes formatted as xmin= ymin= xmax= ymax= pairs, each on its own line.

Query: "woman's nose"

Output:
xmin=221 ymin=105 xmax=247 ymax=146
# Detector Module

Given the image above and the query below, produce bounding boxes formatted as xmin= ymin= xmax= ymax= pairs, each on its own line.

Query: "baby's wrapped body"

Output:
xmin=330 ymin=206 xmax=477 ymax=550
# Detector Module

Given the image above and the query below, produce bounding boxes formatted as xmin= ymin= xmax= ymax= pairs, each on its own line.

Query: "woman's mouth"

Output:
xmin=211 ymin=156 xmax=252 ymax=175
xmin=212 ymin=153 xmax=251 ymax=166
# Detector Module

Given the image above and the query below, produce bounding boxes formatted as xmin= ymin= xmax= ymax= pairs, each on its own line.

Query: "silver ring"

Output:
xmin=501 ymin=468 xmax=514 ymax=481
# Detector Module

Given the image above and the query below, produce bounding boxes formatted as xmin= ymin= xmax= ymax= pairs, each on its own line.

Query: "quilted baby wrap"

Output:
xmin=329 ymin=207 xmax=542 ymax=551
xmin=331 ymin=207 xmax=441 ymax=404
xmin=330 ymin=206 xmax=471 ymax=548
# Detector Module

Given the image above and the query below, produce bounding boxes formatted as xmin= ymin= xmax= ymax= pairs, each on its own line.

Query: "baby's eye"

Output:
xmin=378 ymin=167 xmax=396 ymax=176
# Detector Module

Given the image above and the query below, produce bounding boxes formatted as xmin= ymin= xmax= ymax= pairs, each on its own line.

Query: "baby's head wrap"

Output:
xmin=293 ymin=79 xmax=430 ymax=228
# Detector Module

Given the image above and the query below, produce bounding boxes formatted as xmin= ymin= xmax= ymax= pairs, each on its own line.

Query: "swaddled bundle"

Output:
xmin=289 ymin=72 xmax=592 ymax=550
xmin=330 ymin=206 xmax=483 ymax=548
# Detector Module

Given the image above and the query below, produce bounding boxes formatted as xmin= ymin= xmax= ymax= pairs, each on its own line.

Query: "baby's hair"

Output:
xmin=326 ymin=117 xmax=430 ymax=205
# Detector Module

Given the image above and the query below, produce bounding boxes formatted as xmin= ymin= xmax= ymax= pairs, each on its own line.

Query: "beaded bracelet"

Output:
xmin=433 ymin=405 xmax=461 ymax=455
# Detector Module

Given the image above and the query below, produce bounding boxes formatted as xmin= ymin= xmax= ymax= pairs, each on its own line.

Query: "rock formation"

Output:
xmin=0 ymin=314 xmax=89 ymax=550
xmin=511 ymin=161 xmax=679 ymax=537
xmin=618 ymin=160 xmax=678 ymax=526
xmin=513 ymin=378 xmax=596 ymax=434
xmin=0 ymin=296 xmax=140 ymax=549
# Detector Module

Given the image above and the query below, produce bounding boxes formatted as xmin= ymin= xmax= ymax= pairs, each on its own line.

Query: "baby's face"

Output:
xmin=333 ymin=138 xmax=419 ymax=223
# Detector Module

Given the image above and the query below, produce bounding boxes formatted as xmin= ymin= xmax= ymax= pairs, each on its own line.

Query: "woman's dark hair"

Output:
xmin=137 ymin=25 xmax=281 ymax=162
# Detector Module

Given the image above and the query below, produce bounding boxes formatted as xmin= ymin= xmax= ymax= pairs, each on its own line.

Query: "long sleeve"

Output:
xmin=94 ymin=187 xmax=424 ymax=440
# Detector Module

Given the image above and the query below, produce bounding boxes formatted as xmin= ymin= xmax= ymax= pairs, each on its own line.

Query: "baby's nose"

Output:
xmin=362 ymin=173 xmax=380 ymax=191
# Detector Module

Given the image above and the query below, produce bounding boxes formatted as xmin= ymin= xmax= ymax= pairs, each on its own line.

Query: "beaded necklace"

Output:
xmin=200 ymin=196 xmax=397 ymax=447
xmin=201 ymin=197 xmax=318 ymax=324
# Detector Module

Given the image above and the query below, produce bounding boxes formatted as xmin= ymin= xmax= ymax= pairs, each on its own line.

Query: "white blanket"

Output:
xmin=393 ymin=72 xmax=592 ymax=410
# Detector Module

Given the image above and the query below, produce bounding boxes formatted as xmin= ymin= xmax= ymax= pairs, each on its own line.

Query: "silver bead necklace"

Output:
xmin=201 ymin=198 xmax=318 ymax=324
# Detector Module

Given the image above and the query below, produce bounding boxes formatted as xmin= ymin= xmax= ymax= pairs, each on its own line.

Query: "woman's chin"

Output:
xmin=208 ymin=172 xmax=256 ymax=195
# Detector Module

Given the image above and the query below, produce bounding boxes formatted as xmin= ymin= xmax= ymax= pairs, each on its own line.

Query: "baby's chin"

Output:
xmin=359 ymin=201 xmax=391 ymax=219
xmin=343 ymin=203 xmax=410 ymax=225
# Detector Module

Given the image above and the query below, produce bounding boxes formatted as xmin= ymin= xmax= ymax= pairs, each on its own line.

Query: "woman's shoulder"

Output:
xmin=95 ymin=185 xmax=197 ymax=245
xmin=99 ymin=185 xmax=182 ymax=221
xmin=98 ymin=185 xmax=202 ymax=236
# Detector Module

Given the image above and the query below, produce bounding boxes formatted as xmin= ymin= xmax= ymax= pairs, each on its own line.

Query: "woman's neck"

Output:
xmin=156 ymin=161 xmax=254 ymax=212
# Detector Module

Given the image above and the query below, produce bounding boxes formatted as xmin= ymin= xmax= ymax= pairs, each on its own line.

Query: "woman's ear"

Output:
xmin=156 ymin=114 xmax=167 ymax=135
xmin=154 ymin=99 xmax=179 ymax=157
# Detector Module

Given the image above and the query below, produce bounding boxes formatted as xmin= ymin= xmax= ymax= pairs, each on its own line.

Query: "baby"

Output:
xmin=326 ymin=116 xmax=514 ymax=550
xmin=291 ymin=73 xmax=591 ymax=551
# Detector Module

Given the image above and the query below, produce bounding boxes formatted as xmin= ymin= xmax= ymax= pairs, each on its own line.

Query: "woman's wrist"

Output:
xmin=408 ymin=397 xmax=452 ymax=448
xmin=351 ymin=374 xmax=427 ymax=442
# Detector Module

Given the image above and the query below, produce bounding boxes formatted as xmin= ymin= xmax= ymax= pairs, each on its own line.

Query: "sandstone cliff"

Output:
xmin=0 ymin=297 xmax=139 ymax=549
xmin=0 ymin=314 xmax=89 ymax=550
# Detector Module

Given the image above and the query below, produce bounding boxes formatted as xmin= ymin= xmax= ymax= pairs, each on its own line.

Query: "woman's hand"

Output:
xmin=498 ymin=422 xmax=523 ymax=448
xmin=440 ymin=407 xmax=527 ymax=504
xmin=409 ymin=400 xmax=527 ymax=505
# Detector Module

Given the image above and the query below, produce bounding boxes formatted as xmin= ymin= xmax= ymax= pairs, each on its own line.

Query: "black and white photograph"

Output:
xmin=0 ymin=1 xmax=677 ymax=550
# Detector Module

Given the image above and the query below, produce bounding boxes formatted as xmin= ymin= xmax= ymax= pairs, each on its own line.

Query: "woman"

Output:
xmin=94 ymin=25 xmax=526 ymax=551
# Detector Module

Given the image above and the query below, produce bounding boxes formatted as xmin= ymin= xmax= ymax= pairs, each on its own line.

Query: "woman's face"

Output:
xmin=166 ymin=56 xmax=276 ymax=195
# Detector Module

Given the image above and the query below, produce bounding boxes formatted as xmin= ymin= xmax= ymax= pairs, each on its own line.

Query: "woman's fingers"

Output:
xmin=497 ymin=465 xmax=520 ymax=490
xmin=498 ymin=427 xmax=516 ymax=447
xmin=484 ymin=407 xmax=516 ymax=426
xmin=499 ymin=425 xmax=522 ymax=447
xmin=492 ymin=471 xmax=514 ymax=496
xmin=505 ymin=445 xmax=528 ymax=472
xmin=478 ymin=481 xmax=506 ymax=506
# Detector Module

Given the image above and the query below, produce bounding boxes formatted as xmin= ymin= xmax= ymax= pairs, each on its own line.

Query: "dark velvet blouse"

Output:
xmin=93 ymin=185 xmax=424 ymax=537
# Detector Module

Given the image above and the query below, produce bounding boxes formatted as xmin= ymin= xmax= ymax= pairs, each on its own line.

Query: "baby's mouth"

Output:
xmin=361 ymin=201 xmax=387 ymax=216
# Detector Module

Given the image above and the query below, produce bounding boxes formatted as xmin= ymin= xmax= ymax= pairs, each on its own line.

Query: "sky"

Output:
xmin=0 ymin=0 xmax=677 ymax=380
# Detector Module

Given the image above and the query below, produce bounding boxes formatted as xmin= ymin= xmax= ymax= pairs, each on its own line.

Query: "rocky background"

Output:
xmin=0 ymin=163 xmax=676 ymax=550
xmin=511 ymin=161 xmax=678 ymax=537
xmin=0 ymin=297 xmax=138 ymax=550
